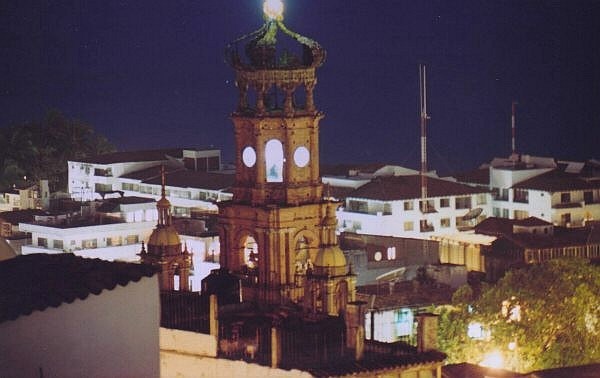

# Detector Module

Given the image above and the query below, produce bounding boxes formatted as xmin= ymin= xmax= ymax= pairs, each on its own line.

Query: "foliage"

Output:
xmin=0 ymin=110 xmax=114 ymax=191
xmin=437 ymin=258 xmax=600 ymax=372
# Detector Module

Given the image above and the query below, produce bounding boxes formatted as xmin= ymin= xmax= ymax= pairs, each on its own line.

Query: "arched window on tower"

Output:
xmin=265 ymin=139 xmax=284 ymax=182
xmin=243 ymin=236 xmax=259 ymax=270
xmin=295 ymin=236 xmax=310 ymax=273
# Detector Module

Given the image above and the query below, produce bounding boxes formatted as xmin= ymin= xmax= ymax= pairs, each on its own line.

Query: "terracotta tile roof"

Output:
xmin=452 ymin=167 xmax=490 ymax=185
xmin=476 ymin=217 xmax=600 ymax=250
xmin=0 ymin=254 xmax=156 ymax=323
xmin=443 ymin=362 xmax=524 ymax=377
xmin=321 ymin=163 xmax=388 ymax=177
xmin=305 ymin=341 xmax=445 ymax=377
xmin=77 ymin=148 xmax=185 ymax=165
xmin=524 ymin=363 xmax=600 ymax=378
xmin=475 ymin=217 xmax=552 ymax=236
xmin=512 ymin=169 xmax=600 ymax=191
xmin=143 ymin=169 xmax=234 ymax=191
xmin=347 ymin=175 xmax=487 ymax=201
xmin=120 ymin=164 xmax=175 ymax=181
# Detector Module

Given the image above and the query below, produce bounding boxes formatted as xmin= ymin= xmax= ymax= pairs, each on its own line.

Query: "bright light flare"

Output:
xmin=264 ymin=0 xmax=284 ymax=20
xmin=479 ymin=350 xmax=505 ymax=369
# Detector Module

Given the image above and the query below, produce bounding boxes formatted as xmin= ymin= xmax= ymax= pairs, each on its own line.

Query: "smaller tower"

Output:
xmin=140 ymin=166 xmax=192 ymax=291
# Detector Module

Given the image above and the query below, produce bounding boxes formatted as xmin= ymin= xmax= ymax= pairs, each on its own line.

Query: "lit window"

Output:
xmin=265 ymin=139 xmax=284 ymax=182
xmin=403 ymin=221 xmax=413 ymax=231
xmin=374 ymin=251 xmax=382 ymax=261
xmin=386 ymin=247 xmax=396 ymax=260
xmin=293 ymin=146 xmax=310 ymax=168
xmin=441 ymin=218 xmax=451 ymax=228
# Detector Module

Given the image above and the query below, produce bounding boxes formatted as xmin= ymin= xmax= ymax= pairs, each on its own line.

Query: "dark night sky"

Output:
xmin=2 ymin=1 xmax=600 ymax=173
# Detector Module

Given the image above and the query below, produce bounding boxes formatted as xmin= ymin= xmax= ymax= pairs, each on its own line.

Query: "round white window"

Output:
xmin=293 ymin=146 xmax=310 ymax=168
xmin=242 ymin=146 xmax=256 ymax=167
xmin=374 ymin=251 xmax=382 ymax=261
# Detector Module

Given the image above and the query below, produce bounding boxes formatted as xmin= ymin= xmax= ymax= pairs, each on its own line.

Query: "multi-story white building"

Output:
xmin=336 ymin=174 xmax=491 ymax=239
xmin=0 ymin=180 xmax=49 ymax=211
xmin=68 ymin=147 xmax=226 ymax=195
xmin=19 ymin=197 xmax=159 ymax=261
xmin=457 ymin=154 xmax=600 ymax=227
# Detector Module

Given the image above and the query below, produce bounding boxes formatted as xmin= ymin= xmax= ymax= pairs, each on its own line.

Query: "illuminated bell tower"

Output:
xmin=140 ymin=166 xmax=192 ymax=292
xmin=219 ymin=0 xmax=355 ymax=313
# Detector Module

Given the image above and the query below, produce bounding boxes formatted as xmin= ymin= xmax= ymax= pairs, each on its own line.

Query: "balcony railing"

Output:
xmin=553 ymin=202 xmax=583 ymax=209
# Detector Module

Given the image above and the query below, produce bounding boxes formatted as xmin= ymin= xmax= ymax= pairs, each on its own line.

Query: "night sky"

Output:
xmin=2 ymin=1 xmax=600 ymax=173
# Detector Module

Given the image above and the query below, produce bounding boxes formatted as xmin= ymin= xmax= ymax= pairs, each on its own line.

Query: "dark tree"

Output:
xmin=0 ymin=110 xmax=115 ymax=191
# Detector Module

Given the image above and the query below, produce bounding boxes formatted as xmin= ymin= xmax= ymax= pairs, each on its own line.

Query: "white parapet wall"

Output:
xmin=159 ymin=328 xmax=312 ymax=378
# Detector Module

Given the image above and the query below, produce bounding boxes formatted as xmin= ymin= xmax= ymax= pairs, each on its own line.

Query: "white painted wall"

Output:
xmin=0 ymin=275 xmax=160 ymax=378
xmin=159 ymin=327 xmax=311 ymax=378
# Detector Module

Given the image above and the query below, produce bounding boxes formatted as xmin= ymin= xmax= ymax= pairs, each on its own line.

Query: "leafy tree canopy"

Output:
xmin=437 ymin=258 xmax=600 ymax=373
xmin=0 ymin=110 xmax=114 ymax=192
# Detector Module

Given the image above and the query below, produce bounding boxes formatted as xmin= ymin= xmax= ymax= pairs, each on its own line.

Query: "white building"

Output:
xmin=68 ymin=148 xmax=233 ymax=215
xmin=0 ymin=180 xmax=49 ymax=211
xmin=457 ymin=155 xmax=600 ymax=227
xmin=0 ymin=253 xmax=160 ymax=377
xmin=19 ymin=196 xmax=158 ymax=261
xmin=336 ymin=174 xmax=491 ymax=239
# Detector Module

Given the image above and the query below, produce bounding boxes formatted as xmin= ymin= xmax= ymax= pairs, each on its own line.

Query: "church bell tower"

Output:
xmin=218 ymin=0 xmax=355 ymax=313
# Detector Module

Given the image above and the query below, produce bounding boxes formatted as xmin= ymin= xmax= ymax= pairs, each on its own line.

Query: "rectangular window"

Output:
xmin=403 ymin=201 xmax=414 ymax=211
xmin=514 ymin=189 xmax=529 ymax=203
xmin=440 ymin=198 xmax=450 ymax=208
xmin=455 ymin=196 xmax=472 ymax=209
xmin=476 ymin=193 xmax=487 ymax=205
xmin=126 ymin=235 xmax=139 ymax=244
xmin=403 ymin=221 xmax=414 ymax=231
xmin=502 ymin=208 xmax=509 ymax=218
xmin=561 ymin=213 xmax=571 ymax=226
xmin=38 ymin=237 xmax=48 ymax=247
xmin=94 ymin=183 xmax=112 ymax=192
xmin=584 ymin=191 xmax=594 ymax=204
xmin=493 ymin=207 xmax=501 ymax=217
xmin=419 ymin=199 xmax=435 ymax=213
xmin=441 ymin=218 xmax=451 ymax=228
xmin=82 ymin=239 xmax=97 ymax=249
xmin=106 ymin=236 xmax=122 ymax=246
xmin=561 ymin=192 xmax=571 ymax=203
xmin=514 ymin=210 xmax=529 ymax=220
xmin=53 ymin=240 xmax=63 ymax=250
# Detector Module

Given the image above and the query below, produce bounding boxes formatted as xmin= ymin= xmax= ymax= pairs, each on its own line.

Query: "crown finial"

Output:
xmin=263 ymin=0 xmax=284 ymax=21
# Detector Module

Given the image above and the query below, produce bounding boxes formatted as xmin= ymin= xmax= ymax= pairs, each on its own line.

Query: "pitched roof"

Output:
xmin=452 ymin=167 xmax=490 ymax=186
xmin=306 ymin=340 xmax=445 ymax=377
xmin=475 ymin=217 xmax=552 ymax=236
xmin=0 ymin=254 xmax=156 ymax=323
xmin=76 ymin=148 xmax=185 ymax=165
xmin=512 ymin=169 xmax=600 ymax=191
xmin=320 ymin=163 xmax=388 ymax=177
xmin=443 ymin=362 xmax=524 ymax=378
xmin=347 ymin=175 xmax=487 ymax=201
xmin=476 ymin=217 xmax=600 ymax=250
xmin=143 ymin=169 xmax=234 ymax=191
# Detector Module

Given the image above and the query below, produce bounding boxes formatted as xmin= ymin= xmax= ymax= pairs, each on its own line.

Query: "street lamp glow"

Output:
xmin=480 ymin=350 xmax=504 ymax=369
xmin=264 ymin=0 xmax=284 ymax=20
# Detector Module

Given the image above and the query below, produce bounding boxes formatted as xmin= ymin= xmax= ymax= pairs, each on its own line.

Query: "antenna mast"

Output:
xmin=419 ymin=64 xmax=429 ymax=209
xmin=511 ymin=101 xmax=517 ymax=156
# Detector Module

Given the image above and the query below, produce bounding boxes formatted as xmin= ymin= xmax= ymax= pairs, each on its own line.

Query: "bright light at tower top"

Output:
xmin=264 ymin=0 xmax=284 ymax=20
